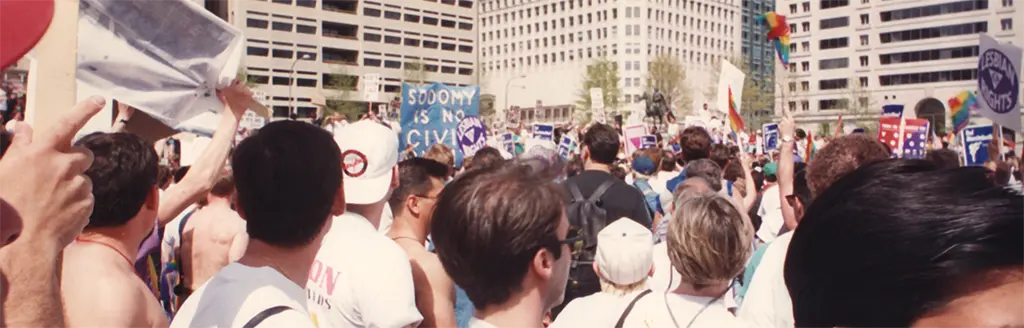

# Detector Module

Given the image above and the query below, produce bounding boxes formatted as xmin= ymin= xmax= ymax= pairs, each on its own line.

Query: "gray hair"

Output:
xmin=683 ymin=159 xmax=723 ymax=191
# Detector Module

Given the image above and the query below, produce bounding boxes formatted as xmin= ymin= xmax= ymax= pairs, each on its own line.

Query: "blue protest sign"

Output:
xmin=400 ymin=83 xmax=480 ymax=167
xmin=762 ymin=123 xmax=779 ymax=150
xmin=640 ymin=135 xmax=657 ymax=149
xmin=881 ymin=104 xmax=904 ymax=118
xmin=557 ymin=136 xmax=576 ymax=159
xmin=533 ymin=124 xmax=554 ymax=142
xmin=457 ymin=116 xmax=487 ymax=157
xmin=977 ymin=34 xmax=1022 ymax=131
xmin=961 ymin=125 xmax=995 ymax=166
xmin=500 ymin=132 xmax=514 ymax=155
xmin=900 ymin=119 xmax=929 ymax=160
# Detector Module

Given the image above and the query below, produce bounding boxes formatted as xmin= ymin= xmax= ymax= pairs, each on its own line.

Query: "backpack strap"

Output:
xmin=242 ymin=305 xmax=294 ymax=328
xmin=588 ymin=179 xmax=617 ymax=203
xmin=568 ymin=181 xmax=586 ymax=203
xmin=614 ymin=289 xmax=653 ymax=328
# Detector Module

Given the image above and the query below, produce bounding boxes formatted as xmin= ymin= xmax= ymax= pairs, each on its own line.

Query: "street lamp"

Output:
xmin=504 ymin=74 xmax=527 ymax=120
xmin=290 ymin=53 xmax=312 ymax=119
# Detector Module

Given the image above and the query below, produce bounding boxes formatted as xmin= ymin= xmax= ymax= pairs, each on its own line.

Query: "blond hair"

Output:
xmin=599 ymin=277 xmax=648 ymax=296
xmin=667 ymin=193 xmax=753 ymax=290
xmin=424 ymin=144 xmax=455 ymax=169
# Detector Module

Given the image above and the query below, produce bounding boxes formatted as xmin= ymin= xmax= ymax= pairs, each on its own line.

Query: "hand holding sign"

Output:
xmin=0 ymin=96 xmax=105 ymax=248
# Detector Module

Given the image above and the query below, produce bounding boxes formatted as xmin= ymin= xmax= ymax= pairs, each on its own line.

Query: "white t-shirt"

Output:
xmin=161 ymin=204 xmax=199 ymax=269
xmin=170 ymin=263 xmax=314 ymax=328
xmin=756 ymin=185 xmax=784 ymax=243
xmin=625 ymin=293 xmax=750 ymax=328
xmin=306 ymin=212 xmax=422 ymax=328
xmin=737 ymin=232 xmax=794 ymax=328
xmin=550 ymin=290 xmax=646 ymax=328
xmin=378 ymin=206 xmax=394 ymax=234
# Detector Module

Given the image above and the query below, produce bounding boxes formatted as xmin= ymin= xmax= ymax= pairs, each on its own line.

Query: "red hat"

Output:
xmin=0 ymin=0 xmax=55 ymax=69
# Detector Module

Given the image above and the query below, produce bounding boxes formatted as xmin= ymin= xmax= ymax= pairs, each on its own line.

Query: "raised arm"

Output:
xmin=738 ymin=152 xmax=758 ymax=212
xmin=778 ymin=110 xmax=798 ymax=231
xmin=158 ymin=82 xmax=250 ymax=225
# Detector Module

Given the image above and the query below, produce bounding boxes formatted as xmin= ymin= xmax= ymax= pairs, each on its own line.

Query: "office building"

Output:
xmin=740 ymin=0 xmax=777 ymax=117
xmin=227 ymin=0 xmax=478 ymax=119
xmin=479 ymin=0 xmax=744 ymax=124
xmin=777 ymin=0 xmax=1023 ymax=134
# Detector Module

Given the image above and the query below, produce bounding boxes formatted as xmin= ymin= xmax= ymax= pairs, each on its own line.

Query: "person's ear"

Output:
xmin=649 ymin=264 xmax=655 ymax=277
xmin=145 ymin=186 xmax=159 ymax=211
xmin=532 ymin=247 xmax=555 ymax=281
xmin=406 ymin=195 xmax=420 ymax=217
xmin=390 ymin=166 xmax=400 ymax=189
xmin=330 ymin=180 xmax=346 ymax=216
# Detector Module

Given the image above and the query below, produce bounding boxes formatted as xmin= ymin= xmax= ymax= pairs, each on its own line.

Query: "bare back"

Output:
xmin=180 ymin=204 xmax=247 ymax=290
xmin=61 ymin=242 xmax=168 ymax=328
xmin=393 ymin=239 xmax=456 ymax=328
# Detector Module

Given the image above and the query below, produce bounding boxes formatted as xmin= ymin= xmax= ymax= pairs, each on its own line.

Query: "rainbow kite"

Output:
xmin=948 ymin=90 xmax=976 ymax=135
xmin=756 ymin=12 xmax=791 ymax=68
xmin=727 ymin=87 xmax=745 ymax=133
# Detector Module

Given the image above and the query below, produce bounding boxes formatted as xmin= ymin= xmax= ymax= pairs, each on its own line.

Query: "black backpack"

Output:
xmin=555 ymin=179 xmax=617 ymax=316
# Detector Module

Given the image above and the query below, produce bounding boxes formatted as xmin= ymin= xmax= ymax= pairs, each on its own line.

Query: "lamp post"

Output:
xmin=504 ymin=74 xmax=526 ymax=122
xmin=290 ymin=53 xmax=312 ymax=119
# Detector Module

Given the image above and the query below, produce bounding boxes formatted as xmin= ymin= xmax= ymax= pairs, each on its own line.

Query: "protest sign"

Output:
xmin=533 ymin=123 xmax=554 ymax=141
xmin=878 ymin=117 xmax=901 ymax=157
xmin=878 ymin=117 xmax=929 ymax=159
xmin=590 ymin=88 xmax=606 ymax=124
xmin=762 ymin=123 xmax=779 ymax=150
xmin=716 ymin=60 xmax=746 ymax=116
xmin=640 ymin=135 xmax=657 ymax=149
xmin=977 ymin=34 xmax=1022 ymax=131
xmin=457 ymin=116 xmax=488 ymax=157
xmin=961 ymin=125 xmax=995 ymax=166
xmin=399 ymin=82 xmax=480 ymax=166
xmin=507 ymin=106 xmax=521 ymax=126
xmin=75 ymin=0 xmax=244 ymax=129
xmin=557 ymin=136 xmax=576 ymax=159
xmin=881 ymin=104 xmax=904 ymax=118
xmin=623 ymin=124 xmax=647 ymax=156
xmin=363 ymin=73 xmax=381 ymax=102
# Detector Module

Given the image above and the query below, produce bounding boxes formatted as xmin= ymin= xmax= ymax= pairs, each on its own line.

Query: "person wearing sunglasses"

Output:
xmin=431 ymin=162 xmax=575 ymax=328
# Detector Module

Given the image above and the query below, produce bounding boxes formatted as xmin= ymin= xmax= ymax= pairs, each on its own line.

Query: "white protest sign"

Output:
xmin=240 ymin=110 xmax=265 ymax=130
xmin=362 ymin=73 xmax=381 ymax=102
xmin=622 ymin=124 xmax=647 ymax=156
xmin=716 ymin=60 xmax=746 ymax=116
xmin=590 ymin=87 xmax=606 ymax=123
xmin=252 ymin=90 xmax=271 ymax=108
xmin=75 ymin=0 xmax=244 ymax=127
xmin=977 ymin=34 xmax=1022 ymax=132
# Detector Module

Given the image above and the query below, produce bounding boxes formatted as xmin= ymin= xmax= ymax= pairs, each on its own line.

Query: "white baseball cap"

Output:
xmin=596 ymin=218 xmax=654 ymax=285
xmin=334 ymin=120 xmax=399 ymax=205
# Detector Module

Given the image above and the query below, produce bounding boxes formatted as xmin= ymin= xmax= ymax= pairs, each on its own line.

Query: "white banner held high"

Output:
xmin=715 ymin=60 xmax=746 ymax=116
xmin=590 ymin=87 xmax=606 ymax=124
xmin=977 ymin=34 xmax=1022 ymax=132
xmin=363 ymin=73 xmax=381 ymax=102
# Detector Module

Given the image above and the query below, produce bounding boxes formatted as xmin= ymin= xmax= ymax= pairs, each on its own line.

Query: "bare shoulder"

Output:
xmin=413 ymin=252 xmax=453 ymax=292
xmin=64 ymin=269 xmax=155 ymax=327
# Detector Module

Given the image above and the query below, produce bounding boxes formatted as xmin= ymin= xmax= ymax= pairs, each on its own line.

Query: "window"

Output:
xmin=271 ymin=49 xmax=293 ymax=59
xmin=247 ymin=46 xmax=269 ymax=56
xmin=625 ymin=78 xmax=632 ymax=87
xmin=821 ymin=0 xmax=849 ymax=9
xmin=246 ymin=18 xmax=269 ymax=29
xmin=363 ymin=58 xmax=382 ymax=67
xmin=879 ymin=68 xmax=978 ymax=86
xmin=789 ymin=82 xmax=797 ymax=92
xmin=820 ymin=17 xmax=849 ymax=29
xmin=383 ymin=11 xmax=401 ymax=20
xmin=819 ymin=99 xmax=849 ymax=111
xmin=404 ymin=38 xmax=420 ymax=47
xmin=297 ymin=25 xmax=316 ymax=34
xmin=789 ymin=101 xmax=797 ymax=112
xmin=859 ymin=56 xmax=868 ymax=66
xmin=878 ymin=46 xmax=979 ymax=65
xmin=272 ymin=77 xmax=291 ymax=86
xmin=880 ymin=1 xmax=989 ymax=22
xmin=271 ymin=22 xmax=292 ymax=32
xmin=441 ymin=43 xmax=456 ymax=51
xmin=441 ymin=66 xmax=457 ymax=74
xmin=363 ymin=33 xmax=381 ymax=42
xmin=383 ymin=60 xmax=402 ymax=69
xmin=790 ymin=4 xmax=797 ymax=13
xmin=819 ymin=78 xmax=849 ymax=90
xmin=879 ymin=22 xmax=987 ymax=44
xmin=860 ymin=34 xmax=869 ymax=45
xmin=801 ymin=22 xmax=810 ymax=32
xmin=819 ymin=57 xmax=849 ymax=69
xmin=384 ymin=35 xmax=401 ymax=44
xmin=1002 ymin=18 xmax=1013 ymax=31
xmin=801 ymin=101 xmax=810 ymax=111
xmin=801 ymin=81 xmax=810 ymax=90
xmin=860 ymin=77 xmax=869 ymax=87
xmin=802 ymin=2 xmax=810 ymax=11
xmin=789 ymin=23 xmax=797 ymax=33
xmin=363 ymin=7 xmax=381 ymax=17
xmin=1005 ymin=0 xmax=1015 ymax=7
xmin=296 ymin=78 xmax=317 ymax=87
xmin=860 ymin=14 xmax=869 ymax=24
xmin=247 ymin=74 xmax=269 ymax=84
xmin=423 ymin=16 xmax=439 ymax=25
xmin=819 ymin=37 xmax=849 ymax=50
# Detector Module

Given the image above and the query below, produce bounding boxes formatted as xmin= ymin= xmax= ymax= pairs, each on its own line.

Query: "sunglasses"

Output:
xmin=558 ymin=227 xmax=586 ymax=257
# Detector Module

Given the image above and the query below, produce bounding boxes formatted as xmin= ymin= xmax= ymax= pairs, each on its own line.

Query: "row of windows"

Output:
xmin=246 ymin=18 xmax=318 ymax=34
xmin=819 ymin=16 xmax=849 ymax=30
xmin=482 ymin=11 xmax=732 ymax=43
xmin=482 ymin=0 xmax=729 ymax=18
xmin=363 ymin=7 xmax=473 ymax=30
xmin=879 ymin=69 xmax=978 ymax=86
xmin=880 ymin=0 xmax=987 ymax=22
xmin=484 ymin=28 xmax=732 ymax=57
xmin=821 ymin=0 xmax=849 ymax=10
xmin=879 ymin=46 xmax=979 ymax=65
xmin=362 ymin=58 xmax=474 ymax=76
xmin=819 ymin=57 xmax=849 ymax=70
xmin=818 ymin=78 xmax=848 ymax=90
xmin=819 ymin=37 xmax=849 ymax=50
xmin=483 ymin=46 xmax=726 ymax=71
xmin=880 ymin=22 xmax=987 ymax=44
xmin=364 ymin=33 xmax=473 ymax=53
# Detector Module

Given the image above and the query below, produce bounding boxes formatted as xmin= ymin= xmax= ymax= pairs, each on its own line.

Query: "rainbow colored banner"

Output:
xmin=948 ymin=90 xmax=977 ymax=135
xmin=728 ymin=87 xmax=745 ymax=133
xmin=756 ymin=12 xmax=791 ymax=68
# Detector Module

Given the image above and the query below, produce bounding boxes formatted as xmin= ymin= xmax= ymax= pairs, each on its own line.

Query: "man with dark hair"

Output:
xmin=179 ymin=171 xmax=247 ymax=299
xmin=307 ymin=120 xmax=422 ymax=328
xmin=386 ymin=158 xmax=459 ymax=327
xmin=681 ymin=159 xmax=723 ymax=192
xmin=709 ymin=144 xmax=730 ymax=169
xmin=664 ymin=127 xmax=713 ymax=193
xmin=464 ymin=146 xmax=505 ymax=172
xmin=432 ymin=162 xmax=574 ymax=328
xmin=171 ymin=120 xmax=343 ymax=328
xmin=925 ymin=148 xmax=961 ymax=169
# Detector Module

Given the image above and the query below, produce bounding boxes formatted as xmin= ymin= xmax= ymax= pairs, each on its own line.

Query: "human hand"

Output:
xmin=115 ymin=102 xmax=135 ymax=122
xmin=740 ymin=152 xmax=754 ymax=169
xmin=217 ymin=80 xmax=253 ymax=120
xmin=781 ymin=114 xmax=795 ymax=140
xmin=0 ymin=96 xmax=104 ymax=249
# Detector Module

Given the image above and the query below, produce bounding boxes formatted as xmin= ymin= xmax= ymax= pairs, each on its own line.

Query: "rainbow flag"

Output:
xmin=803 ymin=131 xmax=816 ymax=163
xmin=727 ymin=87 xmax=745 ymax=133
xmin=756 ymin=12 xmax=791 ymax=68
xmin=948 ymin=90 xmax=976 ymax=135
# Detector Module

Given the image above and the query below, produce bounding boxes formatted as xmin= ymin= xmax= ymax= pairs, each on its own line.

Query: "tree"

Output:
xmin=739 ymin=62 xmax=775 ymax=129
xmin=575 ymin=56 xmax=622 ymax=119
xmin=646 ymin=54 xmax=692 ymax=117
xmin=844 ymin=78 xmax=879 ymax=134
xmin=403 ymin=60 xmax=429 ymax=86
xmin=322 ymin=68 xmax=365 ymax=121
xmin=237 ymin=68 xmax=260 ymax=88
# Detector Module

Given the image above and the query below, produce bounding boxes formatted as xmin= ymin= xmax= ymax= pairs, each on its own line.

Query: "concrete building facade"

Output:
xmin=479 ymin=0 xmax=744 ymax=124
xmin=776 ymin=0 xmax=1023 ymax=135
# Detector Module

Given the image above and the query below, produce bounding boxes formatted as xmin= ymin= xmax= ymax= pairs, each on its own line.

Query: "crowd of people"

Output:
xmin=0 ymin=77 xmax=1022 ymax=328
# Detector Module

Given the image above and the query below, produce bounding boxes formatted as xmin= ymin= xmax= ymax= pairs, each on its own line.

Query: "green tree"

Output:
xmin=237 ymin=68 xmax=260 ymax=88
xmin=322 ymin=68 xmax=365 ymax=121
xmin=738 ymin=62 xmax=775 ymax=129
xmin=403 ymin=60 xmax=429 ymax=85
xmin=844 ymin=78 xmax=878 ymax=134
xmin=646 ymin=54 xmax=692 ymax=116
xmin=576 ymin=57 xmax=622 ymax=119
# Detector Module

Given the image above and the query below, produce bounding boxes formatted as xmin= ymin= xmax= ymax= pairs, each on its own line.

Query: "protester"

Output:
xmin=549 ymin=219 xmax=654 ymax=328
xmin=178 ymin=171 xmax=247 ymax=299
xmin=786 ymin=160 xmax=1023 ymax=327
xmin=463 ymin=146 xmax=505 ymax=172
xmin=682 ymin=159 xmax=723 ymax=192
xmin=925 ymin=148 xmax=960 ymax=169
xmin=307 ymin=120 xmax=422 ymax=328
xmin=805 ymin=134 xmax=890 ymax=198
xmin=171 ymin=120 xmax=342 ymax=328
xmin=630 ymin=155 xmax=663 ymax=222
xmin=425 ymin=143 xmax=456 ymax=177
xmin=627 ymin=193 xmax=754 ymax=327
xmin=666 ymin=127 xmax=713 ymax=192
xmin=432 ymin=162 xmax=573 ymax=328
xmin=386 ymin=157 xmax=458 ymax=327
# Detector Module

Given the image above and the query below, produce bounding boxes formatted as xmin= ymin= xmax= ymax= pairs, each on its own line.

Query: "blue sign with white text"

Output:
xmin=762 ymin=123 xmax=779 ymax=150
xmin=400 ymin=83 xmax=480 ymax=167
xmin=961 ymin=125 xmax=995 ymax=166
xmin=882 ymin=104 xmax=904 ymax=118
xmin=533 ymin=124 xmax=554 ymax=142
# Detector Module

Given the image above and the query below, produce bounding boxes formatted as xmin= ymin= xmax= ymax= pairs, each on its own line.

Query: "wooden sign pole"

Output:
xmin=24 ymin=0 xmax=79 ymax=131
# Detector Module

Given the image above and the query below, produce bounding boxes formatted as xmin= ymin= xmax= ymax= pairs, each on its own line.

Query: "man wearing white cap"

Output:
xmin=307 ymin=120 xmax=422 ymax=328
xmin=550 ymin=218 xmax=654 ymax=328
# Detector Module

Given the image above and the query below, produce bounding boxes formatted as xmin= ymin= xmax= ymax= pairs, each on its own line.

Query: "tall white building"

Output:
xmin=479 ymin=0 xmax=744 ymax=123
xmin=776 ymin=0 xmax=1023 ymax=135
xmin=224 ymin=0 xmax=478 ymax=119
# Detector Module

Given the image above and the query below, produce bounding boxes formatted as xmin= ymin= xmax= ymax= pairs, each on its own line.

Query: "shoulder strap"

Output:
xmin=568 ymin=181 xmax=586 ymax=203
xmin=614 ymin=289 xmax=653 ymax=328
xmin=588 ymin=179 xmax=617 ymax=203
xmin=242 ymin=305 xmax=293 ymax=328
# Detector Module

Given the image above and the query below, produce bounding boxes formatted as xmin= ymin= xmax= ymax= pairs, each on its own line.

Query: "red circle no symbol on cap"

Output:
xmin=342 ymin=150 xmax=368 ymax=178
